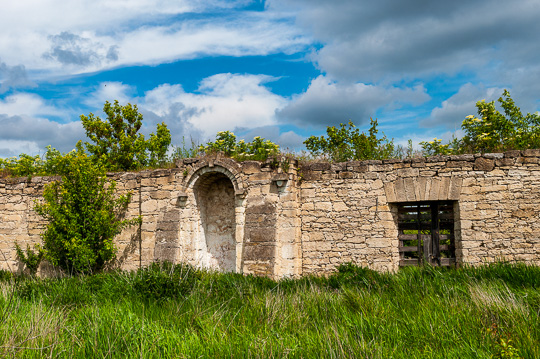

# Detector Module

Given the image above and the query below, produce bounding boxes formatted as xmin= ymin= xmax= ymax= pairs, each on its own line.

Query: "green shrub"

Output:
xmin=303 ymin=119 xmax=397 ymax=162
xmin=132 ymin=262 xmax=199 ymax=300
xmin=199 ymin=131 xmax=279 ymax=161
xmin=0 ymin=153 xmax=43 ymax=178
xmin=460 ymin=90 xmax=540 ymax=153
xmin=0 ymin=269 xmax=13 ymax=282
xmin=81 ymin=100 xmax=171 ymax=171
xmin=34 ymin=154 xmax=139 ymax=274
xmin=14 ymin=243 xmax=44 ymax=276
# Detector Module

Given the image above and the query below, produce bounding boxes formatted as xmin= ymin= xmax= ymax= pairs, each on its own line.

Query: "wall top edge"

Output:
xmin=1 ymin=149 xmax=538 ymax=184
xmin=300 ymin=149 xmax=540 ymax=174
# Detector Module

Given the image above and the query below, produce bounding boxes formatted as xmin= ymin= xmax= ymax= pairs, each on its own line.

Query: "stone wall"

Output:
xmin=0 ymin=155 xmax=302 ymax=277
xmin=1 ymin=150 xmax=539 ymax=277
xmin=299 ymin=150 xmax=540 ymax=274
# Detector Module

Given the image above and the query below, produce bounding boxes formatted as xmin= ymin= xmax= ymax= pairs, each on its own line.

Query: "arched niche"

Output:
xmin=182 ymin=164 xmax=246 ymax=273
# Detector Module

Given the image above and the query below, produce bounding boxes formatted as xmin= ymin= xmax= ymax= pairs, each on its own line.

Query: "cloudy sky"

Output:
xmin=1 ymin=0 xmax=539 ymax=157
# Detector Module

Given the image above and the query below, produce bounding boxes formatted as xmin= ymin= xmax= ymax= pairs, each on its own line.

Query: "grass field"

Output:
xmin=1 ymin=262 xmax=538 ymax=358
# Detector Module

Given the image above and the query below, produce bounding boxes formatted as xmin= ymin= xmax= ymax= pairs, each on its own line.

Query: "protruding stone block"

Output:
xmin=474 ymin=157 xmax=495 ymax=171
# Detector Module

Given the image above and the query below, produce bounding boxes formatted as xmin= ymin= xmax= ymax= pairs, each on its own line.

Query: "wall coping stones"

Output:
xmin=296 ymin=151 xmax=539 ymax=177
xmin=505 ymin=150 xmax=521 ymax=158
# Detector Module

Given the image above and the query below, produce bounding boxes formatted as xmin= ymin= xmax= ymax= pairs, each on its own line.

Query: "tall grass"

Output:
xmin=1 ymin=262 xmax=538 ymax=358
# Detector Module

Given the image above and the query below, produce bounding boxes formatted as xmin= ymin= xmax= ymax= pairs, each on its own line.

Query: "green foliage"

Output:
xmin=304 ymin=119 xmax=397 ymax=162
xmin=420 ymin=137 xmax=455 ymax=156
xmin=15 ymin=243 xmax=45 ymax=276
xmin=80 ymin=100 xmax=171 ymax=171
xmin=199 ymin=131 xmax=280 ymax=161
xmin=461 ymin=90 xmax=540 ymax=153
xmin=328 ymin=262 xmax=393 ymax=290
xmin=34 ymin=154 xmax=139 ymax=274
xmin=2 ymin=262 xmax=538 ymax=358
xmin=0 ymin=269 xmax=13 ymax=282
xmin=132 ymin=262 xmax=199 ymax=300
xmin=170 ymin=136 xmax=200 ymax=161
xmin=0 ymin=146 xmax=86 ymax=178
xmin=0 ymin=153 xmax=42 ymax=178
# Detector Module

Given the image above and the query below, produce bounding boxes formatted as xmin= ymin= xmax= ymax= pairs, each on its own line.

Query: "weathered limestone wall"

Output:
xmin=1 ymin=150 xmax=539 ymax=277
xmin=0 ymin=155 xmax=301 ymax=278
xmin=299 ymin=150 xmax=540 ymax=275
xmin=0 ymin=177 xmax=49 ymax=272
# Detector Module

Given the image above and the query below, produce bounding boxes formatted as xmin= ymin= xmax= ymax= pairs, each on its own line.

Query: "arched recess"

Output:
xmin=183 ymin=165 xmax=246 ymax=273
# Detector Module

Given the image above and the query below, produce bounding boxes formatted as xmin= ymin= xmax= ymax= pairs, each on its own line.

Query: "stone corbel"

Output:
xmin=177 ymin=191 xmax=188 ymax=207
xmin=272 ymin=173 xmax=289 ymax=188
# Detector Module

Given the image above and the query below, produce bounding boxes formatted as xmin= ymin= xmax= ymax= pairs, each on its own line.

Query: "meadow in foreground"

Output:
xmin=0 ymin=262 xmax=538 ymax=358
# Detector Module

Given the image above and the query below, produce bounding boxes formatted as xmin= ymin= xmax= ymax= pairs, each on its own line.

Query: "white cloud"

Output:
xmin=421 ymin=83 xmax=504 ymax=129
xmin=0 ymin=114 xmax=84 ymax=157
xmin=0 ymin=93 xmax=62 ymax=119
xmin=0 ymin=62 xmax=36 ymax=93
xmin=269 ymin=0 xmax=540 ymax=84
xmin=84 ymin=82 xmax=135 ymax=109
xmin=140 ymin=73 xmax=287 ymax=141
xmin=277 ymin=75 xmax=430 ymax=128
xmin=0 ymin=1 xmax=309 ymax=76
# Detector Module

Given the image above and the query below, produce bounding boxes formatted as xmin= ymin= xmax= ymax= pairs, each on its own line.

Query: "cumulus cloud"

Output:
xmin=0 ymin=93 xmax=63 ymax=119
xmin=42 ymin=32 xmax=119 ymax=67
xmin=0 ymin=1 xmax=309 ymax=75
xmin=75 ymin=74 xmax=288 ymax=146
xmin=0 ymin=62 xmax=36 ymax=93
xmin=0 ymin=114 xmax=84 ymax=157
xmin=277 ymin=75 xmax=430 ymax=128
xmin=421 ymin=83 xmax=504 ymax=129
xmin=84 ymin=82 xmax=136 ymax=109
xmin=269 ymin=0 xmax=540 ymax=84
xmin=139 ymin=74 xmax=287 ymax=142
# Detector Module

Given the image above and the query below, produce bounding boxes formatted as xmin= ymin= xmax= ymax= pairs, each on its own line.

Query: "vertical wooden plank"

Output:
xmin=431 ymin=202 xmax=440 ymax=265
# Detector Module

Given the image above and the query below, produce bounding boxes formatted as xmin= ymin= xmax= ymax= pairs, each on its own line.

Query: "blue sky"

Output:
xmin=1 ymin=0 xmax=539 ymax=157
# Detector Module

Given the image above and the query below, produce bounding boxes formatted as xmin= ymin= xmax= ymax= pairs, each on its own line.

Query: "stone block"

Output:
xmin=474 ymin=157 xmax=494 ymax=171
xmin=332 ymin=201 xmax=349 ymax=211
xmin=383 ymin=182 xmax=397 ymax=203
xmin=517 ymin=157 xmax=539 ymax=164
xmin=303 ymin=241 xmax=332 ymax=252
xmin=428 ymin=178 xmax=440 ymax=201
xmin=244 ymin=244 xmax=275 ymax=260
xmin=339 ymin=171 xmax=354 ymax=179
xmin=397 ymin=168 xmax=419 ymax=178
xmin=308 ymin=162 xmax=331 ymax=171
xmin=242 ymin=161 xmax=261 ymax=174
xmin=438 ymin=177 xmax=451 ymax=200
xmin=483 ymin=153 xmax=504 ymax=159
xmin=448 ymin=177 xmax=462 ymax=200
xmin=245 ymin=227 xmax=275 ymax=242
xmin=522 ymin=149 xmax=540 ymax=157
xmin=394 ymin=178 xmax=406 ymax=202
xmin=404 ymin=177 xmax=416 ymax=202
xmin=315 ymin=202 xmax=332 ymax=211
xmin=505 ymin=150 xmax=521 ymax=158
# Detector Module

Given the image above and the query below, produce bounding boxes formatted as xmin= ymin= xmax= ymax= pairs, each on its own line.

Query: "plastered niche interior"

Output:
xmin=178 ymin=162 xmax=247 ymax=273
xmin=193 ymin=172 xmax=236 ymax=271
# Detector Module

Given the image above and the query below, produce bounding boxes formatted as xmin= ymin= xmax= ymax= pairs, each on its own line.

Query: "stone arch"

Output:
xmin=185 ymin=158 xmax=245 ymax=197
xmin=181 ymin=161 xmax=246 ymax=273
